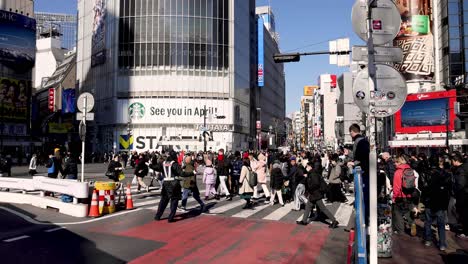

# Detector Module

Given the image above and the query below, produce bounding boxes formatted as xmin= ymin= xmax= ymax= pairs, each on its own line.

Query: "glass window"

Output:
xmin=142 ymin=0 xmax=147 ymax=16
xmin=164 ymin=0 xmax=171 ymax=15
xmin=183 ymin=43 xmax=189 ymax=67
xmin=449 ymin=14 xmax=460 ymax=27
xmin=464 ymin=13 xmax=468 ymax=24
xmin=450 ymin=38 xmax=461 ymax=52
xmin=449 ymin=2 xmax=459 ymax=15
xmin=153 ymin=0 xmax=159 ymax=15
xmin=223 ymin=0 xmax=228 ymax=19
xmin=207 ymin=0 xmax=213 ymax=18
xmin=177 ymin=0 xmax=184 ymax=16
xmin=135 ymin=17 xmax=141 ymax=42
xmin=189 ymin=0 xmax=195 ymax=17
xmin=213 ymin=0 xmax=218 ymax=18
xmin=464 ymin=25 xmax=468 ymax=36
xmin=129 ymin=0 xmax=134 ymax=16
xmin=147 ymin=0 xmax=152 ymax=16
xmin=159 ymin=17 xmax=165 ymax=42
xmin=135 ymin=0 xmax=141 ymax=16
xmin=218 ymin=0 xmax=223 ymax=19
xmin=195 ymin=0 xmax=201 ymax=17
xmin=201 ymin=0 xmax=207 ymax=17
xmin=450 ymin=26 xmax=461 ymax=38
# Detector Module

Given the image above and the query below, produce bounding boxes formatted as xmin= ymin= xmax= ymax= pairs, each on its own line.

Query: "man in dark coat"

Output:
xmin=180 ymin=155 xmax=205 ymax=211
xmin=451 ymin=153 xmax=468 ymax=237
xmin=154 ymin=151 xmax=197 ymax=223
xmin=297 ymin=162 xmax=338 ymax=228
xmin=423 ymin=154 xmax=452 ymax=250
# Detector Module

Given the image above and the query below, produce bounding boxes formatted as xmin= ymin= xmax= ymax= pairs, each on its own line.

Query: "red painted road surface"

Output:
xmin=115 ymin=215 xmax=330 ymax=264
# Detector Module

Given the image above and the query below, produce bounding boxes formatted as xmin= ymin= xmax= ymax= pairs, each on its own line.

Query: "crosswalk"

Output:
xmin=4 ymin=184 xmax=354 ymax=227
xmin=127 ymin=185 xmax=355 ymax=226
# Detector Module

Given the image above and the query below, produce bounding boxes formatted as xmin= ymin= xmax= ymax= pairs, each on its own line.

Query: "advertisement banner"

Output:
xmin=0 ymin=123 xmax=27 ymax=136
xmin=91 ymin=0 xmax=107 ymax=67
xmin=62 ymin=89 xmax=76 ymax=114
xmin=0 ymin=10 xmax=36 ymax=73
xmin=119 ymin=135 xmax=134 ymax=150
xmin=393 ymin=0 xmax=434 ymax=82
xmin=118 ymin=98 xmax=234 ymax=125
xmin=258 ymin=16 xmax=265 ymax=87
xmin=304 ymin=86 xmax=318 ymax=96
xmin=49 ymin=123 xmax=73 ymax=134
xmin=0 ymin=77 xmax=31 ymax=121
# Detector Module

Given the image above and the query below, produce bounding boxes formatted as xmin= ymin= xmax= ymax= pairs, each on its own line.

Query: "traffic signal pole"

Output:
xmin=366 ymin=1 xmax=378 ymax=263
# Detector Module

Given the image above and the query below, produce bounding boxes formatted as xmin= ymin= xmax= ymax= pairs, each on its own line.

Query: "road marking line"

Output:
xmin=263 ymin=203 xmax=293 ymax=220
xmin=334 ymin=203 xmax=354 ymax=227
xmin=44 ymin=227 xmax=66 ymax=233
xmin=4 ymin=235 xmax=29 ymax=242
xmin=208 ymin=199 xmax=245 ymax=214
xmin=232 ymin=203 xmax=270 ymax=218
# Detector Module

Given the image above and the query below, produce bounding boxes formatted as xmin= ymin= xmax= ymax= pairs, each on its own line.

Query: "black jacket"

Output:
xmin=305 ymin=170 xmax=324 ymax=202
xmin=384 ymin=159 xmax=396 ymax=183
xmin=63 ymin=158 xmax=78 ymax=176
xmin=154 ymin=160 xmax=194 ymax=199
xmin=453 ymin=162 xmax=468 ymax=199
xmin=134 ymin=159 xmax=149 ymax=177
xmin=107 ymin=161 xmax=123 ymax=181
xmin=352 ymin=135 xmax=369 ymax=175
xmin=424 ymin=167 xmax=452 ymax=211
xmin=270 ymin=163 xmax=284 ymax=190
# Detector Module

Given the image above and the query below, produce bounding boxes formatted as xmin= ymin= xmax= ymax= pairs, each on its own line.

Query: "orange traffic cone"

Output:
xmin=125 ymin=183 xmax=134 ymax=210
xmin=88 ymin=190 xmax=100 ymax=218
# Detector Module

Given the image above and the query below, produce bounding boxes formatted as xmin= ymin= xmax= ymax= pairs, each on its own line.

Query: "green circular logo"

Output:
xmin=128 ymin=102 xmax=145 ymax=119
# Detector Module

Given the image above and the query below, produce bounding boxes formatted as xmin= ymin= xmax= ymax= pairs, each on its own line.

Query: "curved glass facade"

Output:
xmin=118 ymin=0 xmax=229 ymax=70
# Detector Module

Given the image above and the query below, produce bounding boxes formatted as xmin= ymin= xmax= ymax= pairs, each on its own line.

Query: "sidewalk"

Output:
xmin=379 ymin=222 xmax=468 ymax=264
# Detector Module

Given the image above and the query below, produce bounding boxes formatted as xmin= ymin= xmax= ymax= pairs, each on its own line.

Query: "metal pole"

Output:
xmin=366 ymin=1 xmax=378 ymax=263
xmin=0 ymin=99 xmax=3 ymax=154
xmin=81 ymin=97 xmax=87 ymax=182
xmin=446 ymin=100 xmax=450 ymax=151
xmin=203 ymin=105 xmax=207 ymax=152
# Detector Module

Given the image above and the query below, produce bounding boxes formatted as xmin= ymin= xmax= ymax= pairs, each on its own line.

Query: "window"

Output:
xmin=449 ymin=14 xmax=460 ymax=27
xmin=118 ymin=0 xmax=229 ymax=69
xmin=449 ymin=2 xmax=459 ymax=15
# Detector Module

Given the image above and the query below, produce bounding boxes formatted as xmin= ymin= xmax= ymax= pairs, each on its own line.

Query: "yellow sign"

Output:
xmin=49 ymin=123 xmax=73 ymax=134
xmin=304 ymin=85 xmax=319 ymax=96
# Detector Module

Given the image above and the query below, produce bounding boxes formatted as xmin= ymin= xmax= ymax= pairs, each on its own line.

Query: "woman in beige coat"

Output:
xmin=251 ymin=153 xmax=271 ymax=202
xmin=239 ymin=158 xmax=254 ymax=209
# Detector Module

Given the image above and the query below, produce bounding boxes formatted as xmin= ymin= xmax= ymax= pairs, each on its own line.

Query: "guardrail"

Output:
xmin=0 ymin=176 xmax=90 ymax=217
xmin=354 ymin=166 xmax=367 ymax=264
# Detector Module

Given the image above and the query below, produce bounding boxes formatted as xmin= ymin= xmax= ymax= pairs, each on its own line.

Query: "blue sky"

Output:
xmin=35 ymin=0 xmax=362 ymax=114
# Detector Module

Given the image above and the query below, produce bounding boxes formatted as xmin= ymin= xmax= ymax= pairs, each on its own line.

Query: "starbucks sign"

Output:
xmin=128 ymin=102 xmax=145 ymax=119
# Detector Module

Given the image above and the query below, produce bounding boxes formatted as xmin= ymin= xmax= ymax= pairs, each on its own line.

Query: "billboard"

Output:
xmin=119 ymin=135 xmax=134 ymax=150
xmin=0 ymin=10 xmax=36 ymax=73
xmin=395 ymin=90 xmax=456 ymax=133
xmin=0 ymin=77 xmax=31 ymax=121
xmin=393 ymin=0 xmax=434 ymax=82
xmin=91 ymin=0 xmax=107 ymax=67
xmin=304 ymin=86 xmax=318 ymax=96
xmin=258 ymin=16 xmax=264 ymax=87
xmin=62 ymin=89 xmax=76 ymax=114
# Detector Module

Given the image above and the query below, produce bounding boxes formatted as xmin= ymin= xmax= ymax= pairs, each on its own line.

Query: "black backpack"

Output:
xmin=402 ymin=168 xmax=416 ymax=195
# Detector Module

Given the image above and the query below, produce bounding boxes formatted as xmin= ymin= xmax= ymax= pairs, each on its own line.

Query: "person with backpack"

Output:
xmin=203 ymin=159 xmax=217 ymax=200
xmin=392 ymin=154 xmax=418 ymax=236
xmin=230 ymin=151 xmax=243 ymax=198
xmin=297 ymin=161 xmax=339 ymax=228
xmin=46 ymin=149 xmax=64 ymax=178
xmin=239 ymin=158 xmax=254 ymax=209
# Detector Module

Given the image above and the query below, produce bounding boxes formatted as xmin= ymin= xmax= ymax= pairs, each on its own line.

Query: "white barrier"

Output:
xmin=0 ymin=177 xmax=89 ymax=218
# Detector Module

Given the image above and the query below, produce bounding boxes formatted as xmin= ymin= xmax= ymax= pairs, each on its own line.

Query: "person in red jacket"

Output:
xmin=392 ymin=154 xmax=417 ymax=235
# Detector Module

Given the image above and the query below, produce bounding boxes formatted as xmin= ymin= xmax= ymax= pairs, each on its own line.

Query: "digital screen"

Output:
xmin=400 ymin=98 xmax=447 ymax=127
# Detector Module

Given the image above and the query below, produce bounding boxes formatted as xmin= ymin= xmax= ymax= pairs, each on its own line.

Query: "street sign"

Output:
xmin=329 ymin=38 xmax=350 ymax=67
xmin=79 ymin=120 xmax=86 ymax=141
xmin=76 ymin=112 xmax=95 ymax=121
xmin=353 ymin=64 xmax=407 ymax=118
xmin=77 ymin=92 xmax=95 ymax=113
xmin=352 ymin=46 xmax=403 ymax=63
xmin=351 ymin=0 xmax=401 ymax=45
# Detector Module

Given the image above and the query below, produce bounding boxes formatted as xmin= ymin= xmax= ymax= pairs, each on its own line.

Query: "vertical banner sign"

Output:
xmin=330 ymin=74 xmax=337 ymax=88
xmin=91 ymin=0 xmax=107 ymax=67
xmin=62 ymin=89 xmax=76 ymax=113
xmin=393 ymin=0 xmax=434 ymax=82
xmin=48 ymin=88 xmax=55 ymax=112
xmin=258 ymin=16 xmax=265 ymax=87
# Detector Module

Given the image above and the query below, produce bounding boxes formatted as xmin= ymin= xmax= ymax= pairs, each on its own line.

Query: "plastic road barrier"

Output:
xmin=94 ymin=182 xmax=116 ymax=215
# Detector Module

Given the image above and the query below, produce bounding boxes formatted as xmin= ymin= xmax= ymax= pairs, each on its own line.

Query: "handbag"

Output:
xmin=131 ymin=175 xmax=138 ymax=185
xmin=118 ymin=173 xmax=126 ymax=181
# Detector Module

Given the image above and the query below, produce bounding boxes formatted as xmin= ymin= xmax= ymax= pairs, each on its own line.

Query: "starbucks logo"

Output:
xmin=128 ymin=103 xmax=145 ymax=119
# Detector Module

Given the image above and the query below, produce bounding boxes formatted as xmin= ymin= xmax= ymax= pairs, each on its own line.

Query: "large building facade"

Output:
xmin=77 ymin=0 xmax=275 ymax=152
xmin=35 ymin=12 xmax=77 ymax=51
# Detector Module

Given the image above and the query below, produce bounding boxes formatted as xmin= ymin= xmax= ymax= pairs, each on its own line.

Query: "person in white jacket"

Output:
xmin=29 ymin=154 xmax=37 ymax=176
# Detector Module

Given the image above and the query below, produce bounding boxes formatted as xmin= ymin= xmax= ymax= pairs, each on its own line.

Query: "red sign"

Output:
xmin=330 ymin=75 xmax=337 ymax=88
xmin=48 ymin=88 xmax=55 ymax=112
xmin=256 ymin=121 xmax=261 ymax=129
xmin=395 ymin=90 xmax=456 ymax=134
xmin=372 ymin=20 xmax=382 ymax=30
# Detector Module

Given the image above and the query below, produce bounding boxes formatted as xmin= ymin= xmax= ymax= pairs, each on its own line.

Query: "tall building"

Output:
xmin=319 ymin=74 xmax=338 ymax=149
xmin=35 ymin=12 xmax=78 ymax=51
xmin=77 ymin=0 xmax=264 ymax=152
xmin=256 ymin=6 xmax=286 ymax=148
xmin=0 ymin=1 xmax=36 ymax=160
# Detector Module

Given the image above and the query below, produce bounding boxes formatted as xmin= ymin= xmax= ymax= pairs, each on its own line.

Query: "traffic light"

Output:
xmin=273 ymin=53 xmax=300 ymax=63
